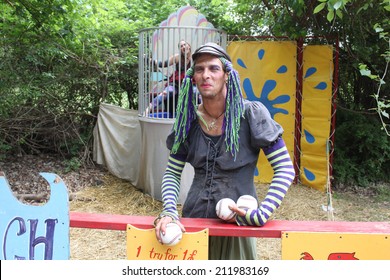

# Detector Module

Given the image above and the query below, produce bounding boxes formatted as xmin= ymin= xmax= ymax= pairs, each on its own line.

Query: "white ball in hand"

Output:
xmin=236 ymin=195 xmax=258 ymax=210
xmin=216 ymin=198 xmax=236 ymax=222
xmin=160 ymin=222 xmax=183 ymax=246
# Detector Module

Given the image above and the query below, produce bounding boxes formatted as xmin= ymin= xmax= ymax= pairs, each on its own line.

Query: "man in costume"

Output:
xmin=154 ymin=42 xmax=295 ymax=259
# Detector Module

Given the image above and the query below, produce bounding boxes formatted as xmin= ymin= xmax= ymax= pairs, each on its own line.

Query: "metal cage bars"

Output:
xmin=138 ymin=26 xmax=227 ymax=118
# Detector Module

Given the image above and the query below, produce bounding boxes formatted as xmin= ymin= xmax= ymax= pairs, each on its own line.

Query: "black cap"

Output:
xmin=192 ymin=42 xmax=231 ymax=62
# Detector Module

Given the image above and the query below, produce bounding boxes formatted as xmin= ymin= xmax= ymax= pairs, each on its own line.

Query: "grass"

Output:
xmin=375 ymin=183 xmax=390 ymax=202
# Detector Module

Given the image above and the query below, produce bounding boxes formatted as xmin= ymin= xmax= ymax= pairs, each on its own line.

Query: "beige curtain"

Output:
xmin=93 ymin=103 xmax=192 ymax=204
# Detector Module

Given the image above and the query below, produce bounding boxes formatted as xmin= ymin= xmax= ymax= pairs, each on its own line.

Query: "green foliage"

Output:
xmin=375 ymin=183 xmax=390 ymax=202
xmin=63 ymin=157 xmax=82 ymax=173
xmin=188 ymin=0 xmax=247 ymax=35
xmin=0 ymin=141 xmax=12 ymax=161
xmin=314 ymin=0 xmax=389 ymax=134
xmin=0 ymin=0 xmax=168 ymax=159
xmin=333 ymin=109 xmax=390 ymax=187
xmin=358 ymin=22 xmax=390 ymax=135
xmin=313 ymin=0 xmax=350 ymax=22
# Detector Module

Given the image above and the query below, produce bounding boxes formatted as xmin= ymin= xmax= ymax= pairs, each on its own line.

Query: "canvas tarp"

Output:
xmin=93 ymin=103 xmax=192 ymax=204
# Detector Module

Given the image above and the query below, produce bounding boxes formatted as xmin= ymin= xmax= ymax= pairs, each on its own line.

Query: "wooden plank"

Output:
xmin=70 ymin=212 xmax=390 ymax=238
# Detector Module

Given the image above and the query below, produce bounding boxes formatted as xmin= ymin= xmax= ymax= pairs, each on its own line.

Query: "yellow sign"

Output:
xmin=282 ymin=231 xmax=390 ymax=260
xmin=126 ymin=224 xmax=209 ymax=260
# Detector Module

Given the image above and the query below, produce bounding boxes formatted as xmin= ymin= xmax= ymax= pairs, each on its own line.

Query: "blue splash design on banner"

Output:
xmin=304 ymin=168 xmax=316 ymax=181
xmin=304 ymin=67 xmax=317 ymax=78
xmin=238 ymin=48 xmax=291 ymax=119
xmin=304 ymin=130 xmax=315 ymax=144
xmin=243 ymin=79 xmax=290 ymax=119
xmin=258 ymin=49 xmax=265 ymax=60
xmin=237 ymin=58 xmax=246 ymax=69
xmin=315 ymin=82 xmax=327 ymax=90
xmin=277 ymin=65 xmax=287 ymax=73
xmin=305 ymin=67 xmax=328 ymax=90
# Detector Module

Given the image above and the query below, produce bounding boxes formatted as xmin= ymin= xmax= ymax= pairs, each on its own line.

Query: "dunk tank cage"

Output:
xmin=138 ymin=26 xmax=227 ymax=118
xmin=137 ymin=24 xmax=226 ymax=203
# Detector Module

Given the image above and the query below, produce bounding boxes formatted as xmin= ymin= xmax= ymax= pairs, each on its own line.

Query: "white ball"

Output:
xmin=216 ymin=198 xmax=236 ymax=221
xmin=160 ymin=222 xmax=183 ymax=246
xmin=236 ymin=195 xmax=258 ymax=210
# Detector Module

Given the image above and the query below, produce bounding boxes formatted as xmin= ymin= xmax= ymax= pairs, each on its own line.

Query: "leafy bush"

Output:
xmin=63 ymin=157 xmax=82 ymax=173
xmin=333 ymin=109 xmax=390 ymax=188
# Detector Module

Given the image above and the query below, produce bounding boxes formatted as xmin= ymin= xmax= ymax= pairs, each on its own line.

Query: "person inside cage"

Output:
xmin=149 ymin=40 xmax=193 ymax=115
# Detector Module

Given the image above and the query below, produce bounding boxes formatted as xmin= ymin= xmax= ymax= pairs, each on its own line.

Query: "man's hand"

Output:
xmin=229 ymin=204 xmax=247 ymax=217
xmin=154 ymin=216 xmax=185 ymax=243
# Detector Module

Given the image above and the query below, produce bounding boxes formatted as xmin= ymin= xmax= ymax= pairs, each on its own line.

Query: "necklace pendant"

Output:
xmin=208 ymin=119 xmax=217 ymax=130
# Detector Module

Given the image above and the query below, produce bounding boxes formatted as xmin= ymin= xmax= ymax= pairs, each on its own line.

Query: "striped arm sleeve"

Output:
xmin=236 ymin=138 xmax=295 ymax=226
xmin=160 ymin=154 xmax=186 ymax=220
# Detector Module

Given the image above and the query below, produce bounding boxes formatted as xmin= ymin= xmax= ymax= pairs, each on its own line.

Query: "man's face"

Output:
xmin=193 ymin=54 xmax=228 ymax=99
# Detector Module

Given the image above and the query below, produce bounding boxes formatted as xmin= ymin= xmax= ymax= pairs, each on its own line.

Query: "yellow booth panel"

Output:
xmin=282 ymin=231 xmax=390 ymax=260
xmin=126 ymin=224 xmax=209 ymax=260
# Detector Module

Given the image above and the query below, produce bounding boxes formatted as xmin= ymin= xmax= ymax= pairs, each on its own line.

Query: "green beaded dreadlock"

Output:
xmin=171 ymin=57 xmax=244 ymax=159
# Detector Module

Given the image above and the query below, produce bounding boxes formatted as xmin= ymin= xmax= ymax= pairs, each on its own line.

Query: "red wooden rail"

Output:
xmin=70 ymin=212 xmax=390 ymax=238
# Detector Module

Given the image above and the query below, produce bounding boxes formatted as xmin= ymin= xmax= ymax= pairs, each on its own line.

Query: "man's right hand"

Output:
xmin=154 ymin=215 xmax=185 ymax=243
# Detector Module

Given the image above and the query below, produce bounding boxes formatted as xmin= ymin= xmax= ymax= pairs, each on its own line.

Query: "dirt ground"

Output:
xmin=1 ymin=155 xmax=389 ymax=260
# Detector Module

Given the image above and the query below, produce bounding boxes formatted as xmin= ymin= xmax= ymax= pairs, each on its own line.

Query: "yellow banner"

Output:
xmin=126 ymin=224 xmax=209 ymax=260
xmin=300 ymin=45 xmax=333 ymax=191
xmin=228 ymin=41 xmax=296 ymax=183
xmin=227 ymin=42 xmax=334 ymax=191
xmin=282 ymin=232 xmax=390 ymax=260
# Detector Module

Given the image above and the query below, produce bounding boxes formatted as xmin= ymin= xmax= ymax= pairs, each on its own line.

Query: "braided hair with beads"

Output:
xmin=171 ymin=45 xmax=244 ymax=160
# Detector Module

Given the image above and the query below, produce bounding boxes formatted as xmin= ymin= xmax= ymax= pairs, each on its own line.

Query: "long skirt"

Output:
xmin=208 ymin=236 xmax=257 ymax=260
